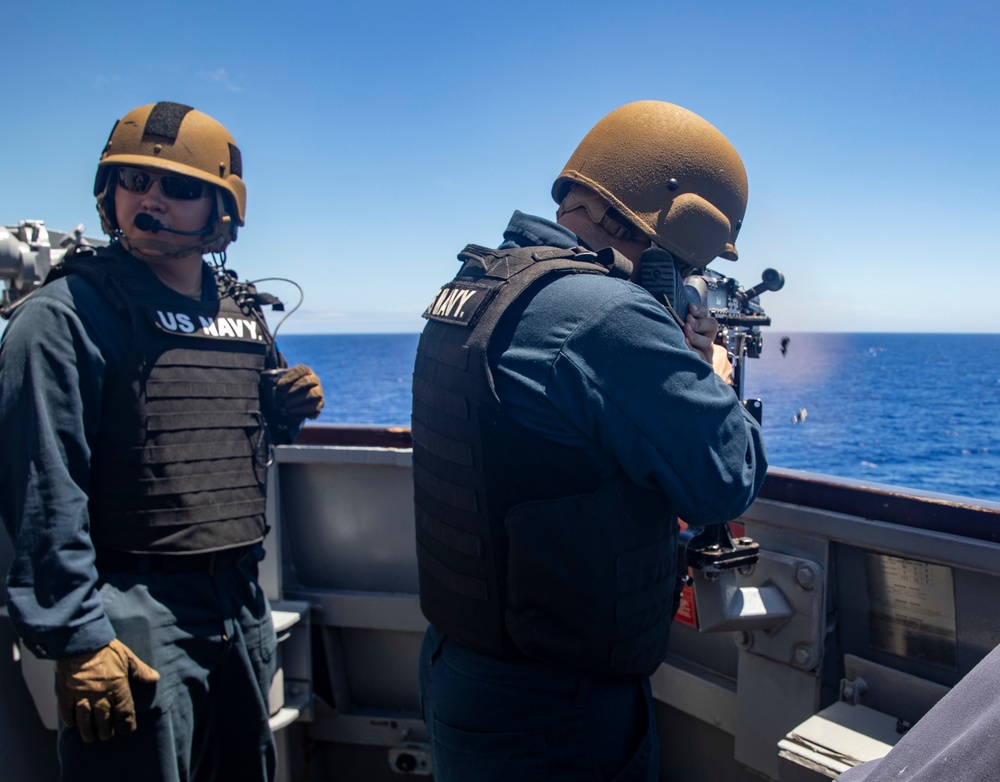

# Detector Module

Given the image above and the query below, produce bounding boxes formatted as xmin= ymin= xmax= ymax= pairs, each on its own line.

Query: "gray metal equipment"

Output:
xmin=0 ymin=221 xmax=104 ymax=316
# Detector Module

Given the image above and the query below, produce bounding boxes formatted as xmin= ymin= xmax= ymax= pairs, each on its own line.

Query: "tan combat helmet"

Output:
xmin=553 ymin=100 xmax=748 ymax=268
xmin=94 ymin=102 xmax=246 ymax=254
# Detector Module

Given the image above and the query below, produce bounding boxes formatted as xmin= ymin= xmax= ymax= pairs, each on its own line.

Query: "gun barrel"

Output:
xmin=714 ymin=313 xmax=772 ymax=327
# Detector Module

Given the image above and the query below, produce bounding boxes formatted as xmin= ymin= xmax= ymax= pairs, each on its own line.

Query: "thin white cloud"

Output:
xmin=198 ymin=68 xmax=243 ymax=93
xmin=91 ymin=74 xmax=123 ymax=90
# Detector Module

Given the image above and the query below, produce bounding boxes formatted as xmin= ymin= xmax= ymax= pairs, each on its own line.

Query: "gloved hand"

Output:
xmin=275 ymin=364 xmax=325 ymax=420
xmin=55 ymin=638 xmax=161 ymax=742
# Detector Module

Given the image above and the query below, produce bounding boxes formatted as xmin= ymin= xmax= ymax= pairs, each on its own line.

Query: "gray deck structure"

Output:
xmin=3 ymin=425 xmax=1000 ymax=781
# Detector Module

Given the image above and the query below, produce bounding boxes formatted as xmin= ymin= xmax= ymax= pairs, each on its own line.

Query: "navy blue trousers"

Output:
xmin=419 ymin=625 xmax=659 ymax=781
xmin=57 ymin=548 xmax=278 ymax=782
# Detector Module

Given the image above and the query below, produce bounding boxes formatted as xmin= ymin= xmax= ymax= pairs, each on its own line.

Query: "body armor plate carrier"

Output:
xmin=412 ymin=243 xmax=679 ymax=679
xmin=51 ymin=246 xmax=277 ymax=554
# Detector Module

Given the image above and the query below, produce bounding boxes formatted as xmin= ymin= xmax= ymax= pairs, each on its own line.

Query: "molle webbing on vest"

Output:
xmin=412 ymin=245 xmax=617 ymax=658
xmin=73 ymin=252 xmax=275 ymax=554
xmin=503 ymin=476 xmax=678 ymax=677
xmin=93 ymin=349 xmax=265 ymax=503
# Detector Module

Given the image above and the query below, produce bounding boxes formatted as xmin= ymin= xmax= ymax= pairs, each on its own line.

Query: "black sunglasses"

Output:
xmin=116 ymin=166 xmax=206 ymax=200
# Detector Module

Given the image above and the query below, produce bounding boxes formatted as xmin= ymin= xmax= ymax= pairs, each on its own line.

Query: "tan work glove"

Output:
xmin=275 ymin=364 xmax=325 ymax=420
xmin=55 ymin=639 xmax=161 ymax=742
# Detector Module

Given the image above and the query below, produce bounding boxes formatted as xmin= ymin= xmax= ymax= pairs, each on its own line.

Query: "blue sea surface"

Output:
xmin=278 ymin=332 xmax=1000 ymax=502
xmin=743 ymin=333 xmax=1000 ymax=502
xmin=279 ymin=333 xmax=420 ymax=428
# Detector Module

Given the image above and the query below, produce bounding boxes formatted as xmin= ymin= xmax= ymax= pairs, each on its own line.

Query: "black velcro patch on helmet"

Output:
xmin=228 ymin=143 xmax=242 ymax=178
xmin=144 ymin=102 xmax=195 ymax=140
xmin=101 ymin=120 xmax=119 ymax=158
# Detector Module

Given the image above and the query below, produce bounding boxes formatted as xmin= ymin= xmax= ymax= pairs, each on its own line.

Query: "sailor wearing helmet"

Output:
xmin=412 ymin=101 xmax=768 ymax=781
xmin=0 ymin=102 xmax=324 ymax=781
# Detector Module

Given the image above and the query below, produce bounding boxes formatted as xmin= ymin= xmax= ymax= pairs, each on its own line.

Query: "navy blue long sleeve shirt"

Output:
xmin=1 ymin=266 xmax=127 ymax=658
xmin=489 ymin=211 xmax=767 ymax=525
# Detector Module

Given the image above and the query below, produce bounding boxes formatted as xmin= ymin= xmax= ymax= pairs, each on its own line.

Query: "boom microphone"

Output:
xmin=133 ymin=213 xmax=209 ymax=236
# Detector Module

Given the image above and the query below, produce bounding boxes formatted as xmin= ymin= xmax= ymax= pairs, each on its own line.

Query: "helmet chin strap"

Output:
xmin=118 ymin=196 xmax=229 ymax=261
xmin=119 ymin=233 xmax=205 ymax=262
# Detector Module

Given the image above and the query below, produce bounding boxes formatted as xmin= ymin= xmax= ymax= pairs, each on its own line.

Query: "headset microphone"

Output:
xmin=133 ymin=213 xmax=210 ymax=236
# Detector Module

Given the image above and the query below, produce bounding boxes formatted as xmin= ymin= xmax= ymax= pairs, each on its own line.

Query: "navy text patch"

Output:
xmin=423 ymin=284 xmax=484 ymax=326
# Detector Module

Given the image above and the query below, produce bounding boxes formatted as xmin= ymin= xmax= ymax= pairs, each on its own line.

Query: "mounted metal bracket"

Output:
xmin=692 ymin=550 xmax=825 ymax=670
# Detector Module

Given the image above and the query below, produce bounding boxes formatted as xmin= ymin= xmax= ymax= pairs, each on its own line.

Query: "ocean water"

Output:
xmin=279 ymin=333 xmax=421 ymax=428
xmin=278 ymin=332 xmax=1000 ymax=503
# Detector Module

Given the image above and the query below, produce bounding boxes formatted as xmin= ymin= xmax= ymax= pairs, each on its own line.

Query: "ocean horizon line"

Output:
xmin=277 ymin=332 xmax=1000 ymax=501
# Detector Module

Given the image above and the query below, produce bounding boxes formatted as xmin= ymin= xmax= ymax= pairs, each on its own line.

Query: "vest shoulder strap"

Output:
xmin=43 ymin=246 xmax=133 ymax=315
xmin=423 ymin=243 xmax=632 ymax=331
xmin=456 ymin=242 xmax=631 ymax=280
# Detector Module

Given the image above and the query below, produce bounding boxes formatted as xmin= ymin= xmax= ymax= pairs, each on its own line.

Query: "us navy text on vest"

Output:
xmin=151 ymin=308 xmax=265 ymax=341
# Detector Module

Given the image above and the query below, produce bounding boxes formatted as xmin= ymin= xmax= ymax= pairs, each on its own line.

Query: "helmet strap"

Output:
xmin=119 ymin=234 xmax=204 ymax=262
xmin=198 ymin=190 xmax=235 ymax=254
xmin=557 ymin=185 xmax=636 ymax=241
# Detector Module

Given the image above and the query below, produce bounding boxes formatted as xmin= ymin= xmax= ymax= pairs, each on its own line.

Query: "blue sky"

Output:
xmin=3 ymin=0 xmax=998 ymax=334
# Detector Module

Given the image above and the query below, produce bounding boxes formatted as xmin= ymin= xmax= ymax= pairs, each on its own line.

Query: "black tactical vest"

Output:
xmin=51 ymin=247 xmax=277 ymax=554
xmin=412 ymin=243 xmax=680 ymax=679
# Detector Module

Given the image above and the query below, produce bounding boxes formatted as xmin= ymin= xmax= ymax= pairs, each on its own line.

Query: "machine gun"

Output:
xmin=640 ymin=246 xmax=784 ymax=422
xmin=641 ymin=246 xmax=787 ymax=614
xmin=0 ymin=220 xmax=102 ymax=318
